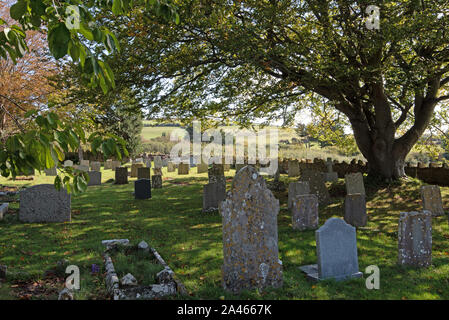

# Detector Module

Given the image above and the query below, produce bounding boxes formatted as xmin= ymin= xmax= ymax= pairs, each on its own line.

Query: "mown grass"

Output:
xmin=0 ymin=166 xmax=448 ymax=300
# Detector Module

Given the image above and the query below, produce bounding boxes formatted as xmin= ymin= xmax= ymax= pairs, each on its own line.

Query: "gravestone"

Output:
xmin=19 ymin=184 xmax=71 ymax=223
xmin=154 ymin=156 xmax=163 ymax=169
xmin=88 ymin=171 xmax=102 ymax=186
xmin=115 ymin=167 xmax=128 ymax=184
xmin=111 ymin=161 xmax=121 ymax=171
xmin=300 ymin=218 xmax=362 ymax=281
xmin=153 ymin=168 xmax=162 ymax=176
xmin=152 ymin=175 xmax=162 ymax=189
xmin=288 ymin=181 xmax=310 ymax=209
xmin=80 ymin=160 xmax=90 ymax=167
xmin=131 ymin=163 xmax=144 ymax=178
xmin=197 ymin=163 xmax=209 ymax=174
xmin=44 ymin=167 xmax=57 ymax=176
xmin=167 ymin=162 xmax=176 ymax=172
xmin=301 ymin=170 xmax=331 ymax=205
xmin=137 ymin=167 xmax=151 ymax=180
xmin=208 ymin=164 xmax=226 ymax=186
xmin=203 ymin=182 xmax=226 ymax=212
xmin=178 ymin=163 xmax=189 ymax=175
xmin=144 ymin=158 xmax=152 ymax=168
xmin=420 ymin=185 xmax=444 ymax=216
xmin=76 ymin=165 xmax=89 ymax=172
xmin=288 ymin=160 xmax=300 ymax=177
xmin=90 ymin=161 xmax=101 ymax=172
xmin=162 ymin=158 xmax=168 ymax=167
xmin=344 ymin=194 xmax=367 ymax=227
xmin=398 ymin=211 xmax=432 ymax=267
xmin=345 ymin=173 xmax=365 ymax=195
xmin=134 ymin=179 xmax=151 ymax=200
xmin=64 ymin=160 xmax=74 ymax=168
xmin=323 ymin=158 xmax=338 ymax=182
xmin=220 ymin=166 xmax=283 ymax=294
xmin=0 ymin=203 xmax=9 ymax=220
xmin=291 ymin=194 xmax=319 ymax=231
xmin=104 ymin=159 xmax=112 ymax=170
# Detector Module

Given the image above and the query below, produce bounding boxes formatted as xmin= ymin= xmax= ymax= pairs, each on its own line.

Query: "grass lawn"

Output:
xmin=0 ymin=166 xmax=448 ymax=300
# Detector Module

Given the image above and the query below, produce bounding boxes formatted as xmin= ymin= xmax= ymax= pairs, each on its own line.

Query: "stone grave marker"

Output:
xmin=323 ymin=158 xmax=338 ymax=182
xmin=115 ymin=167 xmax=128 ymax=184
xmin=288 ymin=160 xmax=300 ymax=177
xmin=90 ymin=161 xmax=101 ymax=172
xmin=80 ymin=160 xmax=90 ymax=167
xmin=131 ymin=163 xmax=144 ymax=178
xmin=398 ymin=211 xmax=432 ymax=267
xmin=178 ymin=163 xmax=189 ymax=175
xmin=345 ymin=173 xmax=365 ymax=195
xmin=88 ymin=171 xmax=102 ymax=186
xmin=301 ymin=170 xmax=331 ymax=205
xmin=203 ymin=182 xmax=226 ymax=212
xmin=288 ymin=181 xmax=310 ymax=209
xmin=208 ymin=164 xmax=226 ymax=186
xmin=19 ymin=184 xmax=71 ymax=223
xmin=104 ymin=159 xmax=112 ymax=170
xmin=197 ymin=163 xmax=209 ymax=174
xmin=291 ymin=194 xmax=319 ymax=231
xmin=152 ymin=175 xmax=162 ymax=189
xmin=153 ymin=168 xmax=162 ymax=176
xmin=220 ymin=166 xmax=283 ymax=293
xmin=137 ymin=167 xmax=151 ymax=180
xmin=0 ymin=203 xmax=9 ymax=220
xmin=64 ymin=160 xmax=74 ymax=168
xmin=300 ymin=218 xmax=362 ymax=281
xmin=420 ymin=185 xmax=444 ymax=216
xmin=135 ymin=179 xmax=151 ymax=200
xmin=154 ymin=156 xmax=163 ymax=169
xmin=167 ymin=162 xmax=176 ymax=172
xmin=44 ymin=166 xmax=57 ymax=176
xmin=344 ymin=194 xmax=367 ymax=227
xmin=111 ymin=161 xmax=121 ymax=171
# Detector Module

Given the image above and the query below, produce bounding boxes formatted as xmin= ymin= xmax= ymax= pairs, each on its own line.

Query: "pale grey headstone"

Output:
xmin=420 ymin=185 xmax=444 ymax=216
xmin=64 ymin=160 xmax=73 ymax=168
xmin=344 ymin=194 xmax=367 ymax=227
xmin=345 ymin=173 xmax=365 ymax=195
xmin=291 ymin=194 xmax=319 ymax=230
xmin=154 ymin=156 xmax=163 ymax=169
xmin=90 ymin=161 xmax=101 ymax=172
xmin=301 ymin=170 xmax=331 ymax=205
xmin=203 ymin=182 xmax=226 ymax=212
xmin=152 ymin=175 xmax=162 ymax=189
xmin=0 ymin=203 xmax=8 ymax=220
xmin=288 ymin=181 xmax=310 ymax=209
xmin=88 ymin=171 xmax=101 ymax=186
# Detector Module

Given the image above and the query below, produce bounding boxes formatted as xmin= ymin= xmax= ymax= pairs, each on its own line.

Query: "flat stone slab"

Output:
xmin=101 ymin=239 xmax=130 ymax=247
xmin=299 ymin=264 xmax=363 ymax=282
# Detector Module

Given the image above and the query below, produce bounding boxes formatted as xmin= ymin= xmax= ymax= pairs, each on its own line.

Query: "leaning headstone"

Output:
xmin=88 ymin=171 xmax=102 ymax=186
xmin=420 ymin=185 xmax=444 ymax=216
xmin=300 ymin=218 xmax=362 ymax=281
xmin=398 ymin=211 xmax=432 ymax=267
xmin=104 ymin=159 xmax=112 ymax=170
xmin=44 ymin=166 xmax=57 ymax=176
xmin=115 ymin=167 xmax=128 ymax=184
xmin=288 ymin=160 xmax=300 ymax=177
xmin=301 ymin=170 xmax=331 ymax=205
xmin=197 ymin=163 xmax=209 ymax=174
xmin=90 ymin=161 xmax=101 ymax=172
xmin=64 ymin=160 xmax=74 ymax=168
xmin=167 ymin=162 xmax=176 ymax=172
xmin=178 ymin=163 xmax=189 ymax=175
xmin=203 ymin=182 xmax=226 ymax=212
xmin=19 ymin=184 xmax=71 ymax=223
xmin=152 ymin=175 xmax=162 ymax=189
xmin=80 ymin=160 xmax=90 ymax=167
xmin=137 ymin=167 xmax=151 ymax=180
xmin=220 ymin=166 xmax=283 ymax=294
xmin=291 ymin=194 xmax=319 ymax=231
xmin=344 ymin=194 xmax=367 ymax=227
xmin=154 ymin=156 xmax=163 ymax=169
xmin=288 ymin=181 xmax=310 ymax=209
xmin=131 ymin=163 xmax=144 ymax=178
xmin=345 ymin=173 xmax=365 ymax=195
xmin=135 ymin=179 xmax=151 ymax=200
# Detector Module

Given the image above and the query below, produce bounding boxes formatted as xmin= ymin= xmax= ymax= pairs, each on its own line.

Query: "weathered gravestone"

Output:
xmin=153 ymin=168 xmax=162 ymax=176
xmin=178 ymin=163 xmax=189 ymax=175
xmin=152 ymin=175 xmax=162 ymax=189
xmin=220 ymin=166 xmax=283 ymax=293
xmin=420 ymin=185 xmax=444 ymax=216
xmin=19 ymin=184 xmax=71 ymax=223
xmin=288 ymin=181 xmax=310 ymax=209
xmin=131 ymin=163 xmax=144 ymax=178
xmin=144 ymin=158 xmax=152 ymax=168
xmin=80 ymin=160 xmax=90 ymax=167
xmin=111 ymin=161 xmax=121 ymax=171
xmin=44 ymin=166 xmax=57 ymax=176
xmin=344 ymin=194 xmax=367 ymax=227
xmin=208 ymin=164 xmax=226 ymax=186
xmin=135 ymin=179 xmax=151 ymax=200
xmin=76 ymin=165 xmax=89 ymax=172
xmin=288 ymin=160 xmax=300 ymax=177
xmin=197 ymin=163 xmax=209 ymax=174
xmin=90 ymin=161 xmax=101 ymax=172
xmin=398 ymin=211 xmax=432 ymax=267
xmin=301 ymin=170 xmax=331 ymax=205
xmin=291 ymin=194 xmax=319 ymax=231
xmin=323 ymin=158 xmax=338 ymax=182
xmin=0 ymin=203 xmax=9 ymax=220
xmin=115 ymin=167 xmax=128 ymax=184
xmin=345 ymin=173 xmax=365 ymax=195
xmin=104 ymin=159 xmax=112 ymax=170
xmin=162 ymin=158 xmax=168 ymax=167
xmin=203 ymin=182 xmax=226 ymax=212
xmin=154 ymin=156 xmax=163 ymax=169
xmin=88 ymin=171 xmax=102 ymax=186
xmin=167 ymin=162 xmax=176 ymax=172
xmin=137 ymin=167 xmax=151 ymax=180
xmin=64 ymin=160 xmax=74 ymax=168
xmin=300 ymin=218 xmax=362 ymax=281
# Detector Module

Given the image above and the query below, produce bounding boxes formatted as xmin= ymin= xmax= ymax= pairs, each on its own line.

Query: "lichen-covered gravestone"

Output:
xmin=300 ymin=218 xmax=362 ymax=281
xmin=203 ymin=182 xmax=226 ymax=212
xmin=178 ymin=163 xmax=189 ymax=175
xmin=220 ymin=166 xmax=283 ymax=294
xmin=135 ymin=179 xmax=151 ymax=200
xmin=88 ymin=171 xmax=102 ymax=186
xmin=19 ymin=184 xmax=71 ymax=223
xmin=288 ymin=181 xmax=310 ymax=209
xmin=344 ymin=194 xmax=367 ymax=227
xmin=301 ymin=170 xmax=331 ymax=205
xmin=420 ymin=185 xmax=444 ymax=216
xmin=137 ymin=167 xmax=151 ymax=180
xmin=115 ymin=167 xmax=128 ymax=185
xmin=291 ymin=194 xmax=319 ymax=231
xmin=288 ymin=160 xmax=300 ymax=177
xmin=208 ymin=164 xmax=226 ymax=186
xmin=152 ymin=175 xmax=162 ymax=189
xmin=398 ymin=211 xmax=432 ymax=267
xmin=167 ymin=162 xmax=176 ymax=172
xmin=344 ymin=173 xmax=365 ymax=195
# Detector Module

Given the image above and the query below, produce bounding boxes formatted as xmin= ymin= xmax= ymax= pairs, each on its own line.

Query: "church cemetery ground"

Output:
xmin=0 ymin=165 xmax=448 ymax=300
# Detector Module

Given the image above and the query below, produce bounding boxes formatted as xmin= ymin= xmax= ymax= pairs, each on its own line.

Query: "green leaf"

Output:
xmin=48 ymin=23 xmax=71 ymax=59
xmin=10 ymin=1 xmax=28 ymax=20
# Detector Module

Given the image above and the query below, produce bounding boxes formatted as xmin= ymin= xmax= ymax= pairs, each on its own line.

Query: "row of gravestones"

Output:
xmin=219 ymin=166 xmax=440 ymax=294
